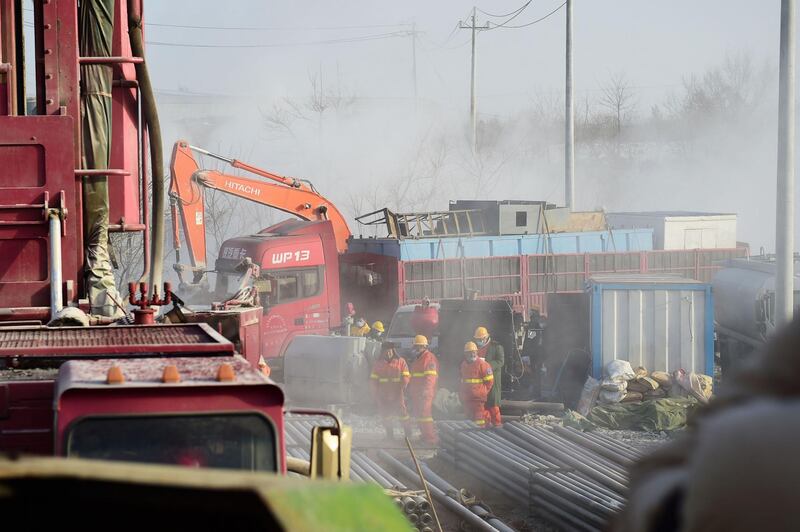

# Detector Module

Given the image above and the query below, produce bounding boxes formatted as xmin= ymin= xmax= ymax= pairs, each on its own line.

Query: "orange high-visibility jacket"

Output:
xmin=459 ymin=358 xmax=494 ymax=403
xmin=409 ymin=349 xmax=439 ymax=400
xmin=370 ymin=356 xmax=411 ymax=403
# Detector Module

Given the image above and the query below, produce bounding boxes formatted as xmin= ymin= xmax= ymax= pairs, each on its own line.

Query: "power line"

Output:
xmin=145 ymin=31 xmax=411 ymax=49
xmin=477 ymin=2 xmax=531 ymax=19
xmin=146 ymin=21 xmax=411 ymax=31
xmin=489 ymin=1 xmax=566 ymax=29
xmin=485 ymin=1 xmax=533 ymax=30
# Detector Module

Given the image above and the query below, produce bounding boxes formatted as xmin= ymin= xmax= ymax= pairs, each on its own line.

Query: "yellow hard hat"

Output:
xmin=413 ymin=335 xmax=428 ymax=347
xmin=473 ymin=326 xmax=489 ymax=340
xmin=464 ymin=341 xmax=478 ymax=352
xmin=372 ymin=321 xmax=385 ymax=333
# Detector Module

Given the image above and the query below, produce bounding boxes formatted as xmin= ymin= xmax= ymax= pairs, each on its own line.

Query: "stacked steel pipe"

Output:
xmin=438 ymin=421 xmax=640 ymax=532
xmin=284 ymin=418 xmax=436 ymax=530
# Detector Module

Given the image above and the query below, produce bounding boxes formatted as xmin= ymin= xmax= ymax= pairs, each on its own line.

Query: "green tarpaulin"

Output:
xmin=79 ymin=0 xmax=123 ymax=318
xmin=587 ymin=398 xmax=699 ymax=432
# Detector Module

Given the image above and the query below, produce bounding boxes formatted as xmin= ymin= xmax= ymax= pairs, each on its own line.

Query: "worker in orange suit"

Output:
xmin=408 ymin=335 xmax=439 ymax=445
xmin=460 ymin=341 xmax=494 ymax=428
xmin=370 ymin=341 xmax=411 ymax=440
xmin=474 ymin=326 xmax=504 ymax=427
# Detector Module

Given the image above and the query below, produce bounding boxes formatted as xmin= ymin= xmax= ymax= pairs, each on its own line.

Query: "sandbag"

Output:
xmin=634 ymin=366 xmax=648 ymax=378
xmin=599 ymin=389 xmax=626 ymax=404
xmin=651 ymin=371 xmax=672 ymax=388
xmin=601 ymin=378 xmax=628 ymax=392
xmin=628 ymin=376 xmax=659 ymax=392
xmin=605 ymin=359 xmax=635 ymax=381
xmin=627 ymin=380 xmax=649 ymax=394
xmin=673 ymin=369 xmax=713 ymax=404
xmin=622 ymin=391 xmax=644 ymax=403
xmin=645 ymin=388 xmax=667 ymax=399
xmin=576 ymin=377 xmax=601 ymax=416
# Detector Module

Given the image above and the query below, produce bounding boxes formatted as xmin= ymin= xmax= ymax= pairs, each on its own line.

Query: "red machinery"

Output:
xmin=169 ymin=142 xmax=353 ymax=363
xmin=0 ymin=0 xmax=158 ymax=321
xmin=0 ymin=323 xmax=291 ymax=467
xmin=0 ymin=2 xmax=347 ymax=477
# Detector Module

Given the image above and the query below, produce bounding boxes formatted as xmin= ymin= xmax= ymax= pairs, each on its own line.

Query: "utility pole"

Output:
xmin=776 ymin=0 xmax=796 ymax=327
xmin=564 ymin=0 xmax=575 ymax=210
xmin=460 ymin=8 xmax=488 ymax=153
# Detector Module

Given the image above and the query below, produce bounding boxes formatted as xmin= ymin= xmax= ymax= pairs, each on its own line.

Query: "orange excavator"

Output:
xmin=169 ymin=141 xmax=356 ymax=365
xmin=169 ymin=140 xmax=351 ymax=287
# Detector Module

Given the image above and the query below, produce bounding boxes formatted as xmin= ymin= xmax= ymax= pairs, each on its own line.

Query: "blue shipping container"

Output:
xmin=588 ymin=274 xmax=714 ymax=379
xmin=347 ymin=228 xmax=653 ymax=260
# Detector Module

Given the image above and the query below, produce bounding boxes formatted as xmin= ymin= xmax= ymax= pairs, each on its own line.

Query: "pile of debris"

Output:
xmin=437 ymin=420 xmax=639 ymax=532
xmin=581 ymin=360 xmax=713 ymax=410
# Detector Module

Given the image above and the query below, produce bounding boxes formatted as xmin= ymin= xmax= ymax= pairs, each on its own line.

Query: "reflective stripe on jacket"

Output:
xmin=409 ymin=349 xmax=439 ymax=399
xmin=370 ymin=356 xmax=410 ymax=404
xmin=459 ymin=358 xmax=493 ymax=403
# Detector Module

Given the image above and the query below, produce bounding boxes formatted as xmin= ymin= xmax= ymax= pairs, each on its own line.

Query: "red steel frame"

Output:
xmin=394 ymin=247 xmax=749 ymax=318
xmin=0 ymin=0 xmax=146 ymax=321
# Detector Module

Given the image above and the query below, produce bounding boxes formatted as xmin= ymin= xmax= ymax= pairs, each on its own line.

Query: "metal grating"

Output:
xmin=0 ymin=324 xmax=233 ymax=357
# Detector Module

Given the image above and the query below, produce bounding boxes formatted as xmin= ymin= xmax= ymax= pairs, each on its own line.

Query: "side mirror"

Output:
xmin=288 ymin=409 xmax=352 ymax=481
xmin=309 ymin=424 xmax=352 ymax=481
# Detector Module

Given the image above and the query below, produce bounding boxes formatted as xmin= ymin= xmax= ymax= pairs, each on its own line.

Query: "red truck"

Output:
xmin=0 ymin=323 xmax=288 ymax=472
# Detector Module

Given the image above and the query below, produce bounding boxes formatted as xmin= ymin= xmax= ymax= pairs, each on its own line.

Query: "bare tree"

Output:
xmin=261 ymin=97 xmax=308 ymax=139
xmin=306 ymin=71 xmax=356 ymax=117
xmin=110 ymin=231 xmax=144 ymax=288
xmin=261 ymin=72 xmax=355 ymax=141
xmin=598 ymin=72 xmax=637 ymax=136
xmin=669 ymin=52 xmax=770 ymax=125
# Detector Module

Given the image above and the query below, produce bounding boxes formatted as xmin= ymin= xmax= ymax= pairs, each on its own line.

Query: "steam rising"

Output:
xmin=145 ymin=1 xmax=788 ymax=262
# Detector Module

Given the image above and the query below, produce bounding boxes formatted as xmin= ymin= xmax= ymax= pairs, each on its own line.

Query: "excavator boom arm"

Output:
xmin=169 ymin=141 xmax=351 ymax=283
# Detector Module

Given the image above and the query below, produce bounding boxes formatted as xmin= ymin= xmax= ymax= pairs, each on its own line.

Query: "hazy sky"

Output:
xmin=146 ymin=0 xmax=784 ymax=116
xmin=124 ymin=1 xmax=795 ymax=252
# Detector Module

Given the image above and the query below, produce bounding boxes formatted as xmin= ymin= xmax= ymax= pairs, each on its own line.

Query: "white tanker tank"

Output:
xmin=712 ymin=259 xmax=800 ymax=367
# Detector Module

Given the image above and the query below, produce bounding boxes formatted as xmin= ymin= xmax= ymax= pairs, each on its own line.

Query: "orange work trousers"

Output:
xmin=410 ymin=396 xmax=438 ymax=444
xmin=463 ymin=400 xmax=490 ymax=428
xmin=487 ymin=405 xmax=502 ymax=427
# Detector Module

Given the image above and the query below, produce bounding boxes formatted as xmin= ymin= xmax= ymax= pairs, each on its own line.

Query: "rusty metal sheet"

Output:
xmin=0 ymin=323 xmax=233 ymax=357
xmin=0 ymin=116 xmax=79 ymax=312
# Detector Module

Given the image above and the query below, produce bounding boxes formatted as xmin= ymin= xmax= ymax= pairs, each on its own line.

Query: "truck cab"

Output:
xmin=0 ymin=324 xmax=287 ymax=471
xmin=210 ymin=219 xmax=342 ymax=365
xmin=56 ymin=355 xmax=285 ymax=472
xmin=386 ymin=302 xmax=441 ymax=357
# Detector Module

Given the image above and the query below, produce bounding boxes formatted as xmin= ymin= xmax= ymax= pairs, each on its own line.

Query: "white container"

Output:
xmin=588 ymin=274 xmax=714 ymax=379
xmin=607 ymin=211 xmax=737 ymax=250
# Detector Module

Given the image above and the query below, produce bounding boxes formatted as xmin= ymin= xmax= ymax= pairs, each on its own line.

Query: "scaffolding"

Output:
xmin=356 ymin=208 xmax=488 ymax=239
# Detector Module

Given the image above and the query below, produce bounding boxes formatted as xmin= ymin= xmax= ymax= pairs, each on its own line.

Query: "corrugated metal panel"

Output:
xmin=590 ymin=280 xmax=713 ymax=378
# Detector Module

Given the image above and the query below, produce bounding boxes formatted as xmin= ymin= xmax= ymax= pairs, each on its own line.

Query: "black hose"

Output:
xmin=127 ymin=0 xmax=165 ymax=293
